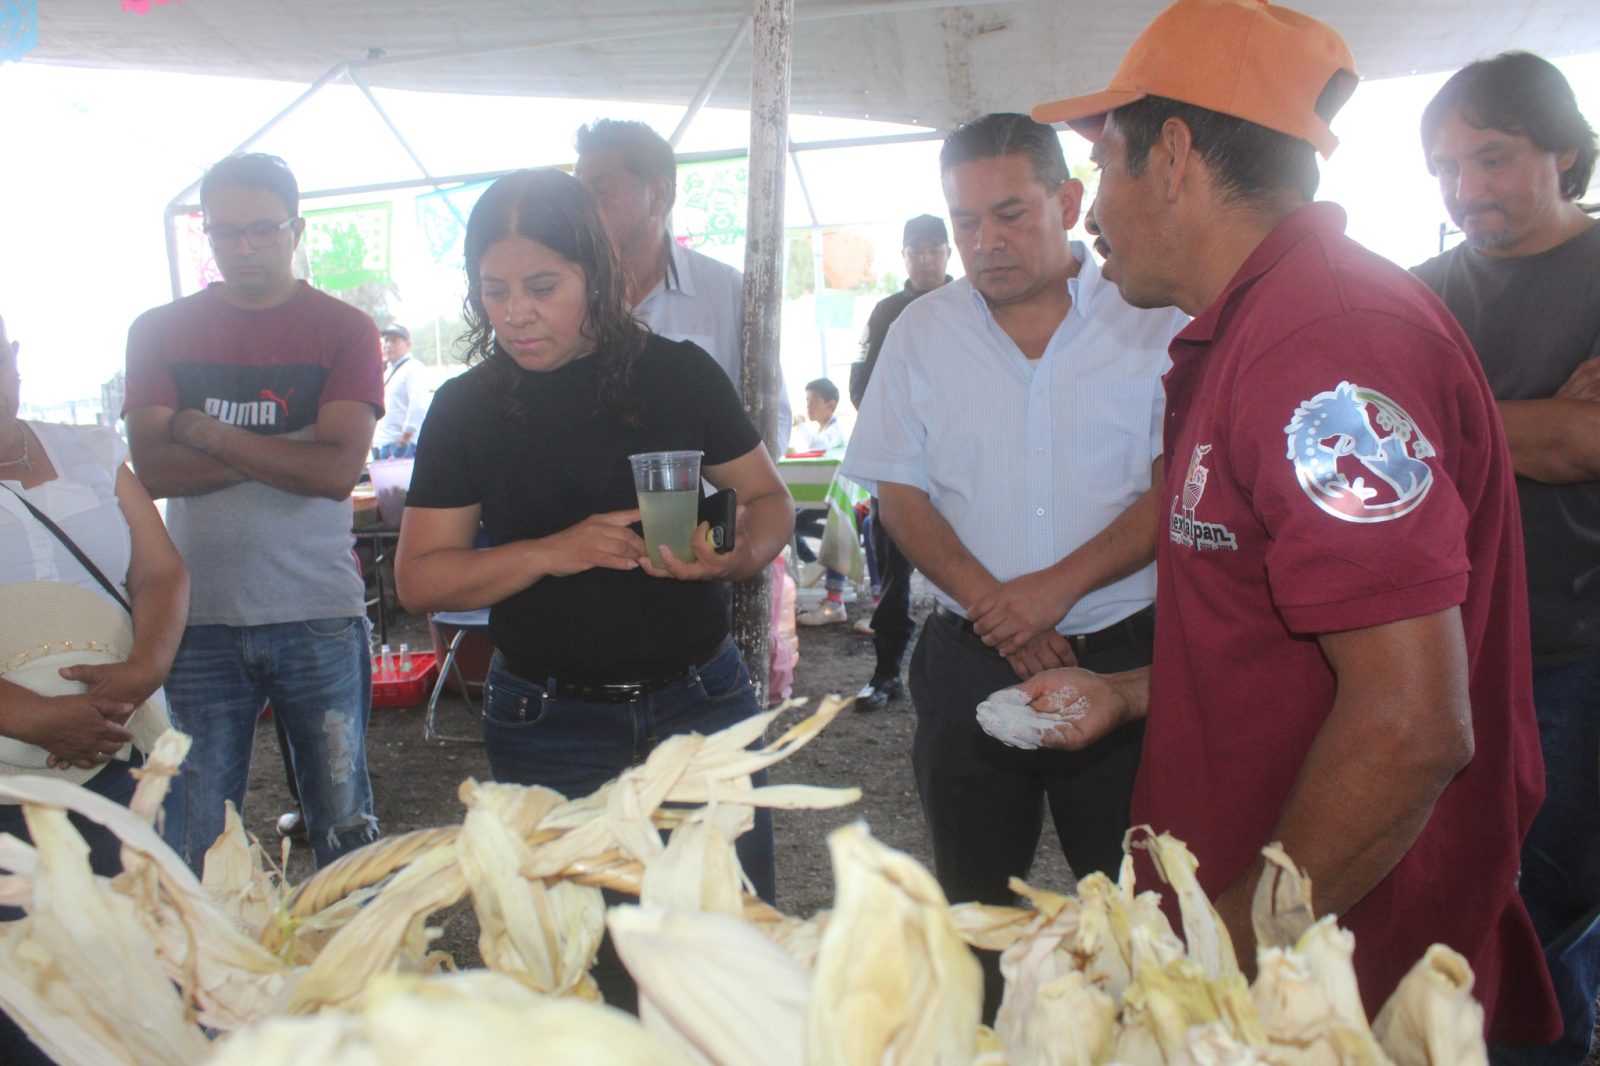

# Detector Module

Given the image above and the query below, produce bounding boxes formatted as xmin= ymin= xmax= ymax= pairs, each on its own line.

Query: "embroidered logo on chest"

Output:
xmin=1285 ymin=381 xmax=1435 ymax=523
xmin=1169 ymin=443 xmax=1238 ymax=551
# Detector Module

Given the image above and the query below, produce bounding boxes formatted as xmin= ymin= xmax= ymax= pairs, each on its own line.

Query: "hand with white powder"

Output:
xmin=976 ymin=685 xmax=1089 ymax=750
xmin=976 ymin=666 xmax=1151 ymax=751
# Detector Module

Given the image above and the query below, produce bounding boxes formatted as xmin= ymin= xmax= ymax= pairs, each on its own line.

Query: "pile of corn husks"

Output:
xmin=0 ymin=700 xmax=1488 ymax=1065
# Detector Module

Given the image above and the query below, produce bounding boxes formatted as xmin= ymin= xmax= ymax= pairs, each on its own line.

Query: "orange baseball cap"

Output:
xmin=1032 ymin=0 xmax=1359 ymax=158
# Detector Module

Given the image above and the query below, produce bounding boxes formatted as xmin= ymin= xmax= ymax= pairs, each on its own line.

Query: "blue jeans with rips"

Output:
xmin=481 ymin=636 xmax=776 ymax=903
xmin=1493 ymin=652 xmax=1600 ymax=1065
xmin=164 ymin=618 xmax=379 ymax=872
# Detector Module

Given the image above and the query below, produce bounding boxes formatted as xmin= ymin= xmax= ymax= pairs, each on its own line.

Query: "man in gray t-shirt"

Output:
xmin=1414 ymin=52 xmax=1600 ymax=1064
xmin=124 ymin=153 xmax=383 ymax=873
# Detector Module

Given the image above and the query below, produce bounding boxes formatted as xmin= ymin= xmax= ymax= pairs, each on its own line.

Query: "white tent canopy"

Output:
xmin=32 ymin=0 xmax=1600 ymax=133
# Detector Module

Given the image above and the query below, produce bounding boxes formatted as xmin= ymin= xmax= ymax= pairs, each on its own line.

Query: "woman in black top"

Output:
xmin=395 ymin=169 xmax=792 ymax=901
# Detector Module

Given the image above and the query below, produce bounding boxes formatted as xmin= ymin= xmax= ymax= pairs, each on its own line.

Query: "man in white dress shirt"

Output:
xmin=371 ymin=324 xmax=429 ymax=459
xmin=842 ymin=111 xmax=1186 ymax=1013
xmin=575 ymin=119 xmax=790 ymax=450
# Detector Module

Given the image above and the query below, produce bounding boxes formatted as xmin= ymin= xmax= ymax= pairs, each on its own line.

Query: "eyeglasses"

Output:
xmin=202 ymin=218 xmax=297 ymax=249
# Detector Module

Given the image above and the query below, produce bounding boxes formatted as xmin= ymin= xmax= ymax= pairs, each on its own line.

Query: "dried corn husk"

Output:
xmin=1173 ymin=1021 xmax=1275 ymax=1065
xmin=640 ymin=806 xmax=747 ymax=917
xmin=806 ymin=822 xmax=983 ymax=1065
xmin=1371 ymin=944 xmax=1487 ymax=1066
xmin=456 ymin=781 xmax=604 ymax=998
xmin=1251 ymin=843 xmax=1317 ymax=952
xmin=1132 ymin=827 xmax=1240 ymax=982
xmin=0 ymin=762 xmax=291 ymax=1035
xmin=1252 ymin=922 xmax=1392 ymax=1065
xmin=1073 ymin=870 xmax=1184 ymax=1003
xmin=210 ymin=970 xmax=695 ymax=1066
xmin=284 ymin=844 xmax=460 ymax=1013
xmin=609 ymin=904 xmax=809 ymax=1066
xmin=3 ymin=803 xmax=211 ymax=1064
xmin=199 ymin=803 xmax=283 ymax=934
xmin=999 ymin=969 xmax=1117 ymax=1066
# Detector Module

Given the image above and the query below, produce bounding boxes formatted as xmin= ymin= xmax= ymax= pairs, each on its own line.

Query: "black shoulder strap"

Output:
xmin=2 ymin=484 xmax=134 ymax=614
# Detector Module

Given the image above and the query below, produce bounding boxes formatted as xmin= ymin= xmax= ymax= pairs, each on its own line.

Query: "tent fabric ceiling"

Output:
xmin=29 ymin=1 xmax=1600 ymax=132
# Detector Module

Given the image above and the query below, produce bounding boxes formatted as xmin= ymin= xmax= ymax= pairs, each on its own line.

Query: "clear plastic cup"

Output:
xmin=628 ymin=450 xmax=702 ymax=568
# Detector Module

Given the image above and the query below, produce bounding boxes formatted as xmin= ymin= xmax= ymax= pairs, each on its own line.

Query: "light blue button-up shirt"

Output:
xmin=842 ymin=242 xmax=1188 ymax=634
xmin=635 ymin=241 xmax=791 ymax=452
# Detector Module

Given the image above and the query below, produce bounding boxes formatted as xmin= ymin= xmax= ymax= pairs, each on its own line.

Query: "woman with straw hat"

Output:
xmin=0 ymin=314 xmax=189 ymax=1059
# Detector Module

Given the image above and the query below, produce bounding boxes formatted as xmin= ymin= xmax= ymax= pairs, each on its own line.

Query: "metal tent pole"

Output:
xmin=732 ymin=0 xmax=793 ymax=703
xmin=669 ymin=14 xmax=753 ymax=148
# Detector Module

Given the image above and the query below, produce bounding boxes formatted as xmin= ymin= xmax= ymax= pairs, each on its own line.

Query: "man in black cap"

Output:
xmin=848 ymin=214 xmax=952 ymax=709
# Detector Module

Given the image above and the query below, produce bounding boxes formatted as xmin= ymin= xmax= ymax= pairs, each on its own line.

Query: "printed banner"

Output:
xmin=676 ymin=158 xmax=748 ymax=250
xmin=303 ymin=202 xmax=393 ymax=292
xmin=171 ymin=210 xmax=224 ymax=296
xmin=415 ymin=180 xmax=492 ymax=268
xmin=1 ymin=1 xmax=38 ymax=63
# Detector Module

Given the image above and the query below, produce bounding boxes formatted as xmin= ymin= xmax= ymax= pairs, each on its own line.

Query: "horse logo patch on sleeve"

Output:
xmin=1285 ymin=381 xmax=1436 ymax=523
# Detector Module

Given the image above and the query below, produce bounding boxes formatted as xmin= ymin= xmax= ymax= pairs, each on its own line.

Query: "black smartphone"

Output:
xmin=698 ymin=487 xmax=738 ymax=554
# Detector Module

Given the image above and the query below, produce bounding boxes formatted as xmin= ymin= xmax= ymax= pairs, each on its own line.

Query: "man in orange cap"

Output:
xmin=1015 ymin=0 xmax=1560 ymax=1044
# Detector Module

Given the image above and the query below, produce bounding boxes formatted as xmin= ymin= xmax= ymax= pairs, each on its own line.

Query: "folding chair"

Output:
xmin=423 ymin=608 xmax=490 ymax=744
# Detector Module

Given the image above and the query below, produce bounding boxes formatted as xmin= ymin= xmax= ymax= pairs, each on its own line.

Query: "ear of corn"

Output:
xmin=1252 ymin=923 xmax=1393 ymax=1065
xmin=1371 ymin=944 xmax=1487 ymax=1066
xmin=1131 ymin=827 xmax=1240 ymax=982
xmin=210 ymin=970 xmax=697 ymax=1066
xmin=608 ymin=904 xmax=809 ymax=1066
xmin=1171 ymin=1020 xmax=1275 ymax=1065
xmin=805 ymin=822 xmax=984 ymax=1065
xmin=199 ymin=802 xmax=283 ymax=934
xmin=456 ymin=781 xmax=604 ymax=999
xmin=1000 ymin=969 xmax=1117 ymax=1066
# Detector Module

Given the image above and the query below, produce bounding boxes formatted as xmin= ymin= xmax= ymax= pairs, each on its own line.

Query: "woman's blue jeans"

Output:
xmin=481 ymin=636 xmax=776 ymax=903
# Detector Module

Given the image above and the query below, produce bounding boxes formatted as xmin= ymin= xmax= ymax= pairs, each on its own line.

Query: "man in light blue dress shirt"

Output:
xmin=841 ymin=112 xmax=1187 ymax=1015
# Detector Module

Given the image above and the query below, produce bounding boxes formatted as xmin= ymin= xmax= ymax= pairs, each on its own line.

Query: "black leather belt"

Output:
xmin=932 ymin=603 xmax=1155 ymax=657
xmin=536 ymin=666 xmax=696 ymax=703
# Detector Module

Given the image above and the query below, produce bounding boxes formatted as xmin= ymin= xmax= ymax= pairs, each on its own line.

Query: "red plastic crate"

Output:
xmin=372 ymin=652 xmax=439 ymax=709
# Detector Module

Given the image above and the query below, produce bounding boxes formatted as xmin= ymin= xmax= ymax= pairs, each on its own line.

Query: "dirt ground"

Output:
xmin=241 ymin=577 xmax=1072 ymax=967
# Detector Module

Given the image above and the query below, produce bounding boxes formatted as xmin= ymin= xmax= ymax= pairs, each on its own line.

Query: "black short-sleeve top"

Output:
xmin=407 ymin=331 xmax=762 ymax=680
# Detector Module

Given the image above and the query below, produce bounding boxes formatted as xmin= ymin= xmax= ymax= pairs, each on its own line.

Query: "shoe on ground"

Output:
xmin=798 ymin=600 xmax=849 ymax=626
xmin=851 ymin=617 xmax=875 ymax=637
xmin=855 ymin=674 xmax=903 ymax=712
xmin=276 ymin=809 xmax=308 ymax=840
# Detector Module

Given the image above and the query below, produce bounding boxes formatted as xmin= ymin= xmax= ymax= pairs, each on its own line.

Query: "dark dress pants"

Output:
xmin=869 ymin=497 xmax=916 ymax=680
xmin=908 ymin=606 xmax=1151 ymax=1019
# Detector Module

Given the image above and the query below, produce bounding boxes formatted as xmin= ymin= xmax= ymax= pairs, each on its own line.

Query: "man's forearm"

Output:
xmin=1499 ymin=398 xmax=1600 ymax=483
xmin=877 ymin=483 xmax=997 ymax=609
xmin=1038 ymin=478 xmax=1162 ymax=607
xmin=1223 ymin=612 xmax=1473 ymax=934
xmin=180 ymin=417 xmax=365 ymax=500
xmin=130 ymin=436 xmax=248 ymax=499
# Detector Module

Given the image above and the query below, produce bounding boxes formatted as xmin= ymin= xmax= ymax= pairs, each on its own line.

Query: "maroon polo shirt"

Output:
xmin=1135 ymin=202 xmax=1556 ymax=1041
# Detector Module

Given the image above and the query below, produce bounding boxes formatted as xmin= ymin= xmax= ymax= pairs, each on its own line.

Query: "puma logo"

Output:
xmin=260 ymin=387 xmax=295 ymax=417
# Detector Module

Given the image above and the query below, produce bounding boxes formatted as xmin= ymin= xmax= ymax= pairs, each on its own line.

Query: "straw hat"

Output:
xmin=0 ymin=581 xmax=171 ymax=786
